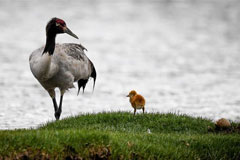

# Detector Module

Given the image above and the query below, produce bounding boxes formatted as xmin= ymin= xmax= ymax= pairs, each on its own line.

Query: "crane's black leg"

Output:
xmin=48 ymin=89 xmax=60 ymax=120
xmin=134 ymin=108 xmax=136 ymax=115
xmin=55 ymin=92 xmax=64 ymax=120
xmin=52 ymin=97 xmax=58 ymax=113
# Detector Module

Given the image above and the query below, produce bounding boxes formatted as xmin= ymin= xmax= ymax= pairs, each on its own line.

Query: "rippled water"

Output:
xmin=0 ymin=0 xmax=240 ymax=129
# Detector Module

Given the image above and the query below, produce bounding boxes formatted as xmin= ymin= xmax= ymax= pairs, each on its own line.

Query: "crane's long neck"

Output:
xmin=43 ymin=33 xmax=56 ymax=55
xmin=39 ymin=33 xmax=57 ymax=80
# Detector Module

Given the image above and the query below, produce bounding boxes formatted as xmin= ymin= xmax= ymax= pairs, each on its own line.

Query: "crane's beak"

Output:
xmin=126 ymin=95 xmax=130 ymax=97
xmin=63 ymin=27 xmax=79 ymax=39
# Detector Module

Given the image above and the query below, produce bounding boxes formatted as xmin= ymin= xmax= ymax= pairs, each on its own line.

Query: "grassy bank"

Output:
xmin=0 ymin=112 xmax=240 ymax=159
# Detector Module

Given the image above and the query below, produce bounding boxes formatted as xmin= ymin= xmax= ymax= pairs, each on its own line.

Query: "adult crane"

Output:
xmin=29 ymin=17 xmax=96 ymax=120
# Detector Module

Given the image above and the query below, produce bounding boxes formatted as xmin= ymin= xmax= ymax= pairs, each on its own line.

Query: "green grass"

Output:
xmin=0 ymin=112 xmax=240 ymax=159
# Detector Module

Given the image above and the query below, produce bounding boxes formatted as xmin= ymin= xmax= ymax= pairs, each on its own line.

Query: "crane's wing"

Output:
xmin=60 ymin=43 xmax=97 ymax=94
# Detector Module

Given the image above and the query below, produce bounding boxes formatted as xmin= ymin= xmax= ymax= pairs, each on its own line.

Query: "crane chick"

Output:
xmin=127 ymin=90 xmax=145 ymax=115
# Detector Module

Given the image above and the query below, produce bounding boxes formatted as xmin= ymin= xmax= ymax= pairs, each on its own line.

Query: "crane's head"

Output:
xmin=46 ymin=17 xmax=79 ymax=39
xmin=126 ymin=90 xmax=137 ymax=98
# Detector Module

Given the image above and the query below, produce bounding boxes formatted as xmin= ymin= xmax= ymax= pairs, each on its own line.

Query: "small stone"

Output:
xmin=147 ymin=129 xmax=151 ymax=134
xmin=215 ymin=118 xmax=231 ymax=128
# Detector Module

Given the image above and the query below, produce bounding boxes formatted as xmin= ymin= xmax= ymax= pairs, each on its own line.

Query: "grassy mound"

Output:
xmin=0 ymin=112 xmax=239 ymax=159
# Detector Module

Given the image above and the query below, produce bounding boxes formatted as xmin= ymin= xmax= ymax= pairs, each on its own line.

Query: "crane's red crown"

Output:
xmin=56 ymin=19 xmax=66 ymax=26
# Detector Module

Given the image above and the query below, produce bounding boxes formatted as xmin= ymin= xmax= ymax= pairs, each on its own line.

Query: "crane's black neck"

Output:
xmin=43 ymin=33 xmax=56 ymax=55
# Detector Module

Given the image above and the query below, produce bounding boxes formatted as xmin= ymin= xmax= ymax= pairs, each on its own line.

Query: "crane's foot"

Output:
xmin=55 ymin=110 xmax=61 ymax=120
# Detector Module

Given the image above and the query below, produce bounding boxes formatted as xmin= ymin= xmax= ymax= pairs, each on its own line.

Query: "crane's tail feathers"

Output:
xmin=77 ymin=79 xmax=88 ymax=95
xmin=77 ymin=60 xmax=96 ymax=95
xmin=92 ymin=76 xmax=96 ymax=93
xmin=90 ymin=60 xmax=97 ymax=92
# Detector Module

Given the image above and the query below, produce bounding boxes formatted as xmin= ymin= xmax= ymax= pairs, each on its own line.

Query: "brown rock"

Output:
xmin=215 ymin=118 xmax=231 ymax=128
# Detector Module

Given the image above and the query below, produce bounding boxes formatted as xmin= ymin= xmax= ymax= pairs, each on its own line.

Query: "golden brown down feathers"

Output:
xmin=127 ymin=90 xmax=145 ymax=115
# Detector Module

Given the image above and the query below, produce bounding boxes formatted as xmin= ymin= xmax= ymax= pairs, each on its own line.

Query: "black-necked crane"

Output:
xmin=29 ymin=17 xmax=96 ymax=120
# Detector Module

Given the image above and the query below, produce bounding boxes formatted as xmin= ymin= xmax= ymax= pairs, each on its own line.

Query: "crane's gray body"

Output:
xmin=29 ymin=43 xmax=95 ymax=94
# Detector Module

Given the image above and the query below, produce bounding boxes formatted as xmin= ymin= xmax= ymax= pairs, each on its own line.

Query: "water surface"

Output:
xmin=0 ymin=0 xmax=240 ymax=129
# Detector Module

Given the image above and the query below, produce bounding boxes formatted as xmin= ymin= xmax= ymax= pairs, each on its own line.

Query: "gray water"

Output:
xmin=1 ymin=0 xmax=240 ymax=129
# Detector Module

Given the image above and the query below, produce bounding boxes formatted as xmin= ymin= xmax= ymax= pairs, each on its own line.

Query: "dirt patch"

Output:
xmin=89 ymin=145 xmax=111 ymax=160
xmin=208 ymin=124 xmax=240 ymax=134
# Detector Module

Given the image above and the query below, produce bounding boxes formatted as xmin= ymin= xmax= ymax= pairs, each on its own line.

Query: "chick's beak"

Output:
xmin=63 ymin=26 xmax=79 ymax=39
xmin=126 ymin=95 xmax=130 ymax=97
